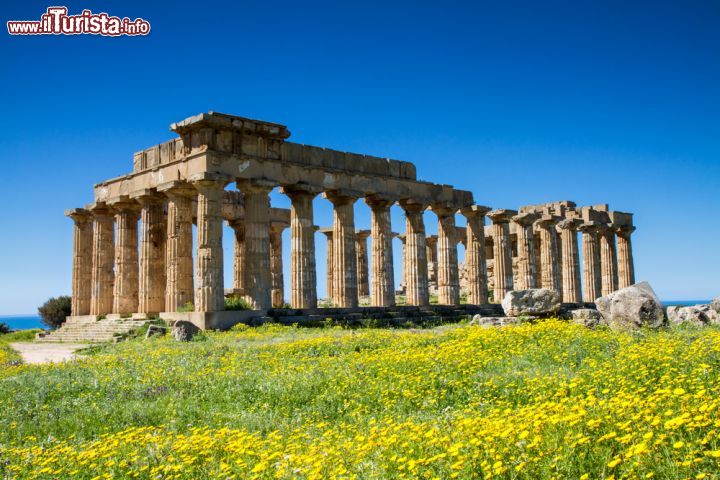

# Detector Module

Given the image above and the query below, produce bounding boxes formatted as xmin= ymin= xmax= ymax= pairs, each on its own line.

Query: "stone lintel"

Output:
xmin=610 ymin=210 xmax=634 ymax=227
xmin=512 ymin=212 xmax=540 ymax=226
xmin=535 ymin=214 xmax=562 ymax=227
xmin=487 ymin=209 xmax=518 ymax=223
xmin=171 ymin=111 xmax=291 ymax=140
xmin=189 ymin=171 xmax=233 ymax=186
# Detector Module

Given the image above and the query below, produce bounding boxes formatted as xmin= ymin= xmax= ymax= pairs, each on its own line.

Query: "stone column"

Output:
xmin=282 ymin=185 xmax=320 ymax=309
xmin=512 ymin=212 xmax=539 ymax=291
xmin=320 ymin=229 xmax=333 ymax=304
xmin=66 ymin=208 xmax=93 ymax=316
xmin=397 ymin=234 xmax=407 ymax=293
xmin=433 ymin=206 xmax=461 ymax=305
xmin=488 ymin=209 xmax=517 ymax=302
xmin=461 ymin=205 xmax=491 ymax=304
xmin=578 ymin=221 xmax=602 ymax=302
xmin=355 ymin=230 xmax=371 ymax=298
xmin=239 ymin=179 xmax=275 ymax=310
xmin=557 ymin=218 xmax=582 ymax=303
xmin=228 ymin=221 xmax=246 ymax=294
xmin=325 ymin=190 xmax=359 ymax=308
xmin=191 ymin=173 xmax=230 ymax=313
xmin=133 ymin=191 xmax=167 ymax=315
xmin=536 ymin=215 xmax=562 ymax=296
xmin=269 ymin=222 xmax=287 ymax=308
xmin=599 ymin=225 xmax=619 ymax=296
xmin=159 ymin=182 xmax=195 ymax=312
xmin=399 ymin=200 xmax=429 ymax=306
xmin=89 ymin=203 xmax=115 ymax=315
xmin=111 ymin=199 xmax=140 ymax=315
xmin=425 ymin=235 xmax=438 ymax=289
xmin=365 ymin=195 xmax=395 ymax=307
xmin=616 ymin=226 xmax=636 ymax=290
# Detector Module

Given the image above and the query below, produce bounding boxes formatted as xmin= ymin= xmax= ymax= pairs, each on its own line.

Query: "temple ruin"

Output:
xmin=65 ymin=112 xmax=636 ymax=329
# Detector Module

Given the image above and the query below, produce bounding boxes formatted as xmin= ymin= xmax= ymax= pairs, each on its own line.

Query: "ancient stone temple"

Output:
xmin=66 ymin=112 xmax=636 ymax=329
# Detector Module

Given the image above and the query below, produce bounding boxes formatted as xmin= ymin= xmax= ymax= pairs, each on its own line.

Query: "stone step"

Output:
xmin=37 ymin=319 xmax=149 ymax=343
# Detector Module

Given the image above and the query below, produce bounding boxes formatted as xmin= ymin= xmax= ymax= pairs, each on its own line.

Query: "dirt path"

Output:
xmin=9 ymin=343 xmax=88 ymax=365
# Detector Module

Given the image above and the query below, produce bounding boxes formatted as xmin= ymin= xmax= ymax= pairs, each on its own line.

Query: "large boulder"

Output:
xmin=595 ymin=282 xmax=664 ymax=330
xmin=501 ymin=289 xmax=561 ymax=317
xmin=171 ymin=320 xmax=200 ymax=341
xmin=570 ymin=309 xmax=604 ymax=328
xmin=667 ymin=304 xmax=719 ymax=326
xmin=711 ymin=297 xmax=720 ymax=314
xmin=469 ymin=314 xmax=521 ymax=328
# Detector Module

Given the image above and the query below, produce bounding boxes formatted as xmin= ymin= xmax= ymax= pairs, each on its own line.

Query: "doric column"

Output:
xmin=228 ymin=221 xmax=246 ymax=293
xmin=599 ymin=225 xmax=619 ymax=296
xmin=238 ymin=179 xmax=275 ymax=310
xmin=282 ymin=185 xmax=320 ymax=309
xmin=320 ymin=229 xmax=333 ymax=303
xmin=397 ymin=234 xmax=407 ymax=293
xmin=324 ymin=191 xmax=359 ymax=308
xmin=269 ymin=222 xmax=287 ymax=308
xmin=512 ymin=212 xmax=539 ymax=291
xmin=158 ymin=182 xmax=195 ymax=312
xmin=364 ymin=195 xmax=395 ymax=307
xmin=425 ymin=235 xmax=438 ymax=289
xmin=616 ymin=225 xmax=636 ymax=289
xmin=432 ymin=205 xmax=460 ymax=305
xmin=355 ymin=230 xmax=371 ymax=298
xmin=110 ymin=199 xmax=140 ymax=315
xmin=191 ymin=173 xmax=230 ymax=313
xmin=400 ymin=200 xmax=429 ymax=306
xmin=66 ymin=208 xmax=93 ymax=316
xmin=578 ymin=221 xmax=602 ymax=302
xmin=535 ymin=215 xmax=562 ymax=296
xmin=557 ymin=218 xmax=582 ymax=303
xmin=461 ymin=205 xmax=491 ymax=304
xmin=132 ymin=191 xmax=167 ymax=315
xmin=487 ymin=210 xmax=516 ymax=302
xmin=89 ymin=203 xmax=115 ymax=315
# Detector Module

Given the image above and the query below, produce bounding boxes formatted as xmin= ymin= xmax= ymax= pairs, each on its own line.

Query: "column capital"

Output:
xmin=355 ymin=229 xmax=371 ymax=241
xmin=87 ymin=201 xmax=114 ymax=217
xmin=323 ymin=189 xmax=362 ymax=205
xmin=280 ymin=182 xmax=323 ymax=198
xmin=130 ymin=188 xmax=165 ymax=205
xmin=512 ymin=212 xmax=540 ymax=226
xmin=157 ymin=180 xmax=195 ymax=198
xmin=65 ymin=208 xmax=92 ymax=224
xmin=616 ymin=225 xmax=636 ymax=237
xmin=460 ymin=204 xmax=492 ymax=219
xmin=365 ymin=193 xmax=397 ymax=209
xmin=107 ymin=195 xmax=141 ymax=214
xmin=430 ymin=202 xmax=457 ymax=217
xmin=556 ymin=218 xmax=582 ymax=231
xmin=318 ymin=227 xmax=333 ymax=238
xmin=270 ymin=220 xmax=289 ymax=234
xmin=237 ymin=178 xmax=276 ymax=194
xmin=578 ymin=220 xmax=603 ymax=233
xmin=534 ymin=214 xmax=561 ymax=228
xmin=396 ymin=233 xmax=406 ymax=243
xmin=190 ymin=172 xmax=233 ymax=190
xmin=399 ymin=198 xmax=429 ymax=213
xmin=425 ymin=234 xmax=438 ymax=247
xmin=488 ymin=209 xmax=518 ymax=224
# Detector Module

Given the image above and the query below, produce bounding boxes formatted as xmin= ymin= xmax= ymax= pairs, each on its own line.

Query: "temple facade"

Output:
xmin=66 ymin=112 xmax=636 ymax=329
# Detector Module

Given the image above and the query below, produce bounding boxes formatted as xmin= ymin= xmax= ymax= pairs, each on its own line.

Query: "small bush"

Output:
xmin=0 ymin=322 xmax=10 ymax=334
xmin=178 ymin=302 xmax=194 ymax=313
xmin=38 ymin=296 xmax=71 ymax=329
xmin=225 ymin=296 xmax=252 ymax=311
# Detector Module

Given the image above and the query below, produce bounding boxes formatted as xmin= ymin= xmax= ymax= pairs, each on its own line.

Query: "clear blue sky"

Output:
xmin=1 ymin=0 xmax=718 ymax=315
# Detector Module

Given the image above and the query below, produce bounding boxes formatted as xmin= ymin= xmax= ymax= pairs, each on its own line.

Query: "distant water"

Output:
xmin=663 ymin=300 xmax=712 ymax=307
xmin=0 ymin=315 xmax=44 ymax=330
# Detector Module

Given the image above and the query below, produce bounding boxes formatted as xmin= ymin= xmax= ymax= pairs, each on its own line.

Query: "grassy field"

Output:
xmin=1 ymin=320 xmax=720 ymax=479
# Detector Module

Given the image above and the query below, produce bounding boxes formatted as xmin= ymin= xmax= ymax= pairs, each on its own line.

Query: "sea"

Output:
xmin=0 ymin=300 xmax=713 ymax=331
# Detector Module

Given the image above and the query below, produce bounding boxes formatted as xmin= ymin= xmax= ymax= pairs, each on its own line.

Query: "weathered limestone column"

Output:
xmin=425 ymin=235 xmax=438 ymax=289
xmin=320 ymin=229 xmax=333 ymax=303
xmin=365 ymin=195 xmax=395 ymax=307
xmin=397 ymin=234 xmax=407 ymax=293
xmin=269 ymin=222 xmax=287 ymax=308
xmin=461 ymin=205 xmax=491 ymax=304
xmin=324 ymin=190 xmax=359 ymax=308
xmin=512 ymin=212 xmax=539 ymax=290
xmin=578 ymin=221 xmax=602 ymax=302
xmin=432 ymin=205 xmax=460 ymax=305
xmin=66 ymin=208 xmax=93 ymax=316
xmin=355 ymin=230 xmax=371 ymax=298
xmin=599 ymin=225 xmax=619 ymax=296
xmin=616 ymin=225 xmax=636 ymax=289
xmin=89 ymin=203 xmax=115 ymax=315
xmin=557 ymin=218 xmax=582 ymax=303
xmin=239 ymin=179 xmax=275 ymax=310
xmin=488 ymin=209 xmax=516 ymax=302
xmin=282 ymin=185 xmax=320 ymax=309
xmin=111 ymin=199 xmax=140 ymax=315
xmin=228 ymin=221 xmax=246 ymax=293
xmin=400 ymin=200 xmax=429 ymax=306
xmin=535 ymin=215 xmax=562 ymax=295
xmin=192 ymin=173 xmax=230 ymax=313
xmin=132 ymin=191 xmax=167 ymax=315
xmin=159 ymin=182 xmax=195 ymax=312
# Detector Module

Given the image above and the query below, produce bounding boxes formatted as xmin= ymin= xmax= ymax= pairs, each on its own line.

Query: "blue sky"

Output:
xmin=1 ymin=0 xmax=718 ymax=315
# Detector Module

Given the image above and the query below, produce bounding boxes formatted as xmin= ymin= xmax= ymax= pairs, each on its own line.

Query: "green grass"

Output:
xmin=0 ymin=329 xmax=41 ymax=366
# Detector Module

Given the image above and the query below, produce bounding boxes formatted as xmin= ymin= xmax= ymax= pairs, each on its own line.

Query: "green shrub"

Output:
xmin=225 ymin=296 xmax=252 ymax=311
xmin=0 ymin=322 xmax=10 ymax=334
xmin=37 ymin=296 xmax=71 ymax=329
xmin=178 ymin=302 xmax=194 ymax=313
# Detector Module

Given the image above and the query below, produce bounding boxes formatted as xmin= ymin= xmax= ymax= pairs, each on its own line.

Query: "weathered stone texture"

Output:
xmin=89 ymin=204 xmax=115 ymax=315
xmin=401 ymin=201 xmax=429 ymax=306
xmin=596 ymin=281 xmax=664 ymax=330
xmin=66 ymin=209 xmax=93 ymax=316
xmin=501 ymin=288 xmax=561 ymax=317
xmin=326 ymin=191 xmax=359 ymax=308
xmin=366 ymin=196 xmax=395 ymax=307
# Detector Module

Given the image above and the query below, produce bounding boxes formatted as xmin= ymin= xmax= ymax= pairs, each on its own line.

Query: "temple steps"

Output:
xmin=36 ymin=319 xmax=149 ymax=343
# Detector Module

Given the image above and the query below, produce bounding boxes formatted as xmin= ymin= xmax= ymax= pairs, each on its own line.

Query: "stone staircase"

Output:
xmin=36 ymin=317 xmax=149 ymax=343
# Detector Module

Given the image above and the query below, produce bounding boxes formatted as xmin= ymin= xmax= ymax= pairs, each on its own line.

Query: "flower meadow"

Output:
xmin=2 ymin=320 xmax=720 ymax=479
